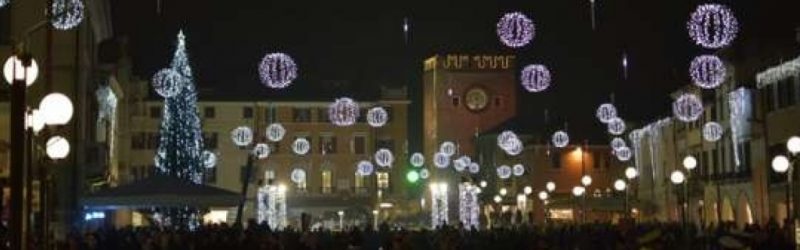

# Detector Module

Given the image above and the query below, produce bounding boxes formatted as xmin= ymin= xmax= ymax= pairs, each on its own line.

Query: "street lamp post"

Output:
xmin=372 ymin=210 xmax=379 ymax=229
xmin=614 ymin=179 xmax=627 ymax=220
xmin=538 ymin=191 xmax=549 ymax=223
xmin=337 ymin=210 xmax=345 ymax=230
xmin=625 ymin=167 xmax=638 ymax=219
xmin=572 ymin=186 xmax=585 ymax=223
xmin=670 ymin=170 xmax=686 ymax=227
xmin=682 ymin=155 xmax=697 ymax=226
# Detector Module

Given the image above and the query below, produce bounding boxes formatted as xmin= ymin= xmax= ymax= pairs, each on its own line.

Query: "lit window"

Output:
xmin=264 ymin=170 xmax=275 ymax=184
xmin=322 ymin=170 xmax=332 ymax=194
xmin=377 ymin=172 xmax=389 ymax=189
xmin=354 ymin=172 xmax=365 ymax=192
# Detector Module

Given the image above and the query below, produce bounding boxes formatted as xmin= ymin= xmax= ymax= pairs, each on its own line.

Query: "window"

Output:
xmin=376 ymin=139 xmax=394 ymax=151
xmin=146 ymin=132 xmax=159 ymax=149
xmin=320 ymin=135 xmax=337 ymax=154
xmin=243 ymin=107 xmax=254 ymax=119
xmin=204 ymin=107 xmax=215 ymax=118
xmin=354 ymin=172 xmax=366 ymax=194
xmin=452 ymin=97 xmax=460 ymax=107
xmin=131 ymin=132 xmax=146 ymax=150
xmin=377 ymin=172 xmax=390 ymax=189
xmin=264 ymin=170 xmax=276 ymax=184
xmin=317 ymin=108 xmax=329 ymax=123
xmin=358 ymin=108 xmax=368 ymax=123
xmin=149 ymin=107 xmax=161 ymax=118
xmin=0 ymin=8 xmax=10 ymax=45
xmin=494 ymin=97 xmax=502 ymax=107
xmin=292 ymin=108 xmax=311 ymax=122
xmin=270 ymin=142 xmax=280 ymax=154
xmin=322 ymin=170 xmax=332 ymax=194
xmin=383 ymin=107 xmax=394 ymax=123
xmin=353 ymin=136 xmax=366 ymax=154
xmin=205 ymin=166 xmax=217 ymax=183
xmin=203 ymin=132 xmax=218 ymax=150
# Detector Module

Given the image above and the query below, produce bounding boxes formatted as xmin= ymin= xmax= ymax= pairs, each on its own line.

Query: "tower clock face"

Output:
xmin=465 ymin=87 xmax=488 ymax=112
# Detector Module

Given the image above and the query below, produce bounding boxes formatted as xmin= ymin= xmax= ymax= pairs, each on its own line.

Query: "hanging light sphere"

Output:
xmin=265 ymin=123 xmax=286 ymax=142
xmin=151 ymin=68 xmax=185 ymax=98
xmin=497 ymin=165 xmax=512 ymax=179
xmin=607 ymin=117 xmax=626 ymax=135
xmin=433 ymin=152 xmax=450 ymax=169
xmin=496 ymin=12 xmax=535 ymax=48
xmin=292 ymin=137 xmax=311 ymax=155
xmin=512 ymin=164 xmax=525 ymax=176
xmin=453 ymin=156 xmax=471 ymax=172
xmin=202 ymin=150 xmax=217 ymax=169
xmin=290 ymin=168 xmax=306 ymax=183
xmin=0 ymin=0 xmax=8 ymax=9
xmin=50 ymin=0 xmax=85 ymax=30
xmin=615 ymin=146 xmax=633 ymax=162
xmin=788 ymin=136 xmax=800 ymax=155
xmin=468 ymin=162 xmax=480 ymax=174
xmin=552 ymin=130 xmax=569 ymax=148
xmin=520 ymin=64 xmax=551 ymax=93
xmin=357 ymin=160 xmax=374 ymax=176
xmin=328 ymin=97 xmax=360 ymax=127
xmin=497 ymin=130 xmax=519 ymax=150
xmin=581 ymin=175 xmax=593 ymax=186
xmin=690 ymin=55 xmax=726 ymax=89
xmin=687 ymin=4 xmax=739 ymax=49
xmin=39 ymin=92 xmax=74 ymax=125
xmin=410 ymin=153 xmax=425 ymax=167
xmin=439 ymin=141 xmax=457 ymax=157
xmin=772 ymin=155 xmax=790 ymax=173
xmin=3 ymin=55 xmax=39 ymax=86
xmin=670 ymin=170 xmax=685 ymax=184
xmin=504 ymin=138 xmax=524 ymax=156
xmin=230 ymin=126 xmax=254 ymax=147
xmin=610 ymin=137 xmax=627 ymax=151
xmin=625 ymin=167 xmax=638 ymax=179
xmin=258 ymin=52 xmax=298 ymax=89
xmin=538 ymin=191 xmax=549 ymax=201
xmin=703 ymin=122 xmax=724 ymax=142
xmin=374 ymin=148 xmax=394 ymax=168
xmin=419 ymin=168 xmax=430 ymax=179
xmin=45 ymin=136 xmax=70 ymax=160
xmin=252 ymin=143 xmax=271 ymax=159
xmin=546 ymin=181 xmax=556 ymax=192
xmin=366 ymin=107 xmax=389 ymax=127
xmin=596 ymin=103 xmax=618 ymax=124
xmin=614 ymin=179 xmax=627 ymax=191
xmin=673 ymin=93 xmax=704 ymax=123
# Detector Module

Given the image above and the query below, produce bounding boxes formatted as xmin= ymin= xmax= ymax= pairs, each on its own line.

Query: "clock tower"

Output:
xmin=422 ymin=54 xmax=517 ymax=165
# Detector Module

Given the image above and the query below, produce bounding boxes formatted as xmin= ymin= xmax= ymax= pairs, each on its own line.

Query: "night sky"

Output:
xmin=112 ymin=0 xmax=800 ymax=144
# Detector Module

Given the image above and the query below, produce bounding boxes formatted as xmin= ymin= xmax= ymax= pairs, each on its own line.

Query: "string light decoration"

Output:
xmin=202 ymin=150 xmax=217 ymax=169
xmin=258 ymin=53 xmax=297 ymax=89
xmin=552 ymin=130 xmax=569 ymax=148
xmin=756 ymin=57 xmax=800 ymax=88
xmin=728 ymin=88 xmax=752 ymax=167
xmin=430 ymin=183 xmax=449 ymax=228
xmin=703 ymin=121 xmax=724 ymax=142
xmin=512 ymin=164 xmax=525 ymax=176
xmin=252 ymin=143 xmax=271 ymax=159
xmin=690 ymin=55 xmax=726 ymax=89
xmin=468 ymin=162 xmax=480 ymax=174
xmin=504 ymin=138 xmax=524 ymax=156
xmin=290 ymin=168 xmax=306 ymax=184
xmin=0 ymin=0 xmax=8 ymax=8
xmin=458 ymin=183 xmax=480 ymax=229
xmin=366 ymin=106 xmax=389 ymax=127
xmin=151 ymin=68 xmax=185 ymax=98
xmin=257 ymin=185 xmax=287 ymax=230
xmin=673 ymin=93 xmax=704 ymax=122
xmin=520 ymin=64 xmax=551 ymax=93
xmin=607 ymin=117 xmax=626 ymax=135
xmin=50 ymin=0 xmax=84 ymax=30
xmin=231 ymin=126 xmax=254 ymax=147
xmin=266 ymin=123 xmax=286 ymax=142
xmin=687 ymin=4 xmax=739 ymax=49
xmin=596 ymin=103 xmax=618 ymax=124
xmin=292 ymin=137 xmax=310 ymax=155
xmin=497 ymin=165 xmax=512 ymax=179
xmin=610 ymin=137 xmax=626 ymax=151
xmin=420 ymin=168 xmax=430 ymax=179
xmin=496 ymin=12 xmax=535 ymax=48
xmin=374 ymin=148 xmax=395 ymax=168
xmin=357 ymin=160 xmax=374 ymax=176
xmin=440 ymin=141 xmax=457 ymax=156
xmin=434 ymin=152 xmax=450 ymax=169
xmin=615 ymin=146 xmax=632 ymax=162
xmin=328 ymin=97 xmax=360 ymax=127
xmin=410 ymin=153 xmax=425 ymax=167
xmin=453 ymin=156 xmax=471 ymax=172
xmin=497 ymin=130 xmax=519 ymax=151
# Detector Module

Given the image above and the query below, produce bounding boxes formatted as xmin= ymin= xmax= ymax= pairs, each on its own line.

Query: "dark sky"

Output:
xmin=113 ymin=0 xmax=800 ymax=143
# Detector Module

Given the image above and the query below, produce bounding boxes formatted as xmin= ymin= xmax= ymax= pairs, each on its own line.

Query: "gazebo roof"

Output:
xmin=82 ymin=175 xmax=240 ymax=209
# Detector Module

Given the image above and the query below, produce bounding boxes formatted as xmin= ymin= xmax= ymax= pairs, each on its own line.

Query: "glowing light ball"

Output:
xmin=703 ymin=122 xmax=724 ymax=142
xmin=328 ymin=97 xmax=360 ymax=127
xmin=512 ymin=164 xmax=525 ymax=176
xmin=366 ymin=107 xmax=389 ymax=127
xmin=230 ymin=126 xmax=254 ymax=147
xmin=581 ymin=175 xmax=592 ymax=186
xmin=357 ymin=160 xmax=374 ymax=176
xmin=690 ymin=55 xmax=726 ymax=89
xmin=252 ymin=143 xmax=271 ymax=159
xmin=292 ymin=137 xmax=310 ymax=155
xmin=596 ymin=103 xmax=618 ymax=123
xmin=552 ymin=130 xmax=569 ymax=148
xmin=538 ymin=191 xmax=549 ymax=201
xmin=683 ymin=155 xmax=698 ymax=170
xmin=670 ymin=170 xmax=685 ymax=184
xmin=439 ymin=141 xmax=456 ymax=156
xmin=497 ymin=130 xmax=519 ymax=150
xmin=39 ymin=92 xmax=74 ymax=125
xmin=374 ymin=148 xmax=394 ymax=168
xmin=615 ymin=146 xmax=632 ymax=162
xmin=202 ymin=150 xmax=217 ymax=168
xmin=614 ymin=179 xmax=627 ymax=191
xmin=625 ymin=167 xmax=638 ymax=179
xmin=410 ymin=153 xmax=425 ymax=167
xmin=45 ymin=136 xmax=70 ymax=160
xmin=151 ymin=68 xmax=185 ymax=98
xmin=572 ymin=186 xmax=585 ymax=197
xmin=433 ymin=152 xmax=450 ymax=169
xmin=258 ymin=53 xmax=297 ymax=89
xmin=607 ymin=118 xmax=626 ymax=135
xmin=496 ymin=12 xmax=535 ymax=48
xmin=673 ymin=93 xmax=704 ymax=122
xmin=772 ymin=155 xmax=790 ymax=173
xmin=504 ymin=138 xmax=523 ymax=156
xmin=420 ymin=168 xmax=430 ymax=179
xmin=788 ymin=136 xmax=800 ymax=154
xmin=50 ymin=0 xmax=85 ymax=30
xmin=687 ymin=4 xmax=739 ymax=49
xmin=497 ymin=165 xmax=512 ymax=179
xmin=520 ymin=64 xmax=551 ymax=93
xmin=453 ymin=156 xmax=471 ymax=172
xmin=610 ymin=137 xmax=627 ymax=151
xmin=266 ymin=123 xmax=286 ymax=142
xmin=468 ymin=162 xmax=480 ymax=174
xmin=546 ymin=182 xmax=556 ymax=192
xmin=3 ymin=55 xmax=39 ymax=86
xmin=290 ymin=168 xmax=306 ymax=183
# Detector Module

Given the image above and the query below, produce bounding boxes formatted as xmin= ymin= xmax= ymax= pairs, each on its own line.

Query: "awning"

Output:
xmin=82 ymin=175 xmax=240 ymax=209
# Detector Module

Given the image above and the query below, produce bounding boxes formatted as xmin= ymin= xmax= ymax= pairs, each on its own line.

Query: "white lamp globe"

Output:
xmin=523 ymin=186 xmax=533 ymax=195
xmin=538 ymin=191 xmax=549 ymax=201
xmin=499 ymin=188 xmax=507 ymax=196
xmin=787 ymin=136 xmax=800 ymax=155
xmin=39 ymin=93 xmax=74 ymax=125
xmin=581 ymin=175 xmax=592 ymax=186
xmin=546 ymin=181 xmax=556 ymax=192
xmin=27 ymin=109 xmax=46 ymax=133
xmin=683 ymin=155 xmax=698 ymax=170
xmin=45 ymin=136 xmax=70 ymax=160
xmin=572 ymin=186 xmax=585 ymax=197
xmin=4 ymin=55 xmax=39 ymax=86
xmin=772 ymin=155 xmax=790 ymax=173
xmin=670 ymin=170 xmax=685 ymax=184
xmin=613 ymin=179 xmax=627 ymax=191
xmin=493 ymin=195 xmax=502 ymax=204
xmin=479 ymin=181 xmax=487 ymax=188
xmin=625 ymin=167 xmax=638 ymax=180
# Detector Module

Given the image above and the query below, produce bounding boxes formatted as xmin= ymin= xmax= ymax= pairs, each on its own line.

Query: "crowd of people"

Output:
xmin=8 ymin=218 xmax=799 ymax=250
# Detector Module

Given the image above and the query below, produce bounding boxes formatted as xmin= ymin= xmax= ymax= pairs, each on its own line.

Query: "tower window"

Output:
xmin=452 ymin=97 xmax=460 ymax=107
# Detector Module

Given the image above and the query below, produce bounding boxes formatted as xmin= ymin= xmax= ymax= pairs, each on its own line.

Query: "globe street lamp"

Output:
xmin=670 ymin=170 xmax=686 ymax=226
xmin=524 ymin=186 xmax=533 ymax=195
xmin=546 ymin=181 xmax=556 ymax=193
xmin=625 ymin=167 xmax=638 ymax=180
xmin=337 ymin=210 xmax=345 ymax=230
xmin=573 ymin=186 xmax=585 ymax=223
xmin=538 ymin=190 xmax=549 ymax=223
xmin=773 ymin=154 xmax=793 ymax=223
xmin=614 ymin=179 xmax=629 ymax=219
xmin=681 ymin=155 xmax=696 ymax=225
xmin=581 ymin=175 xmax=593 ymax=187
